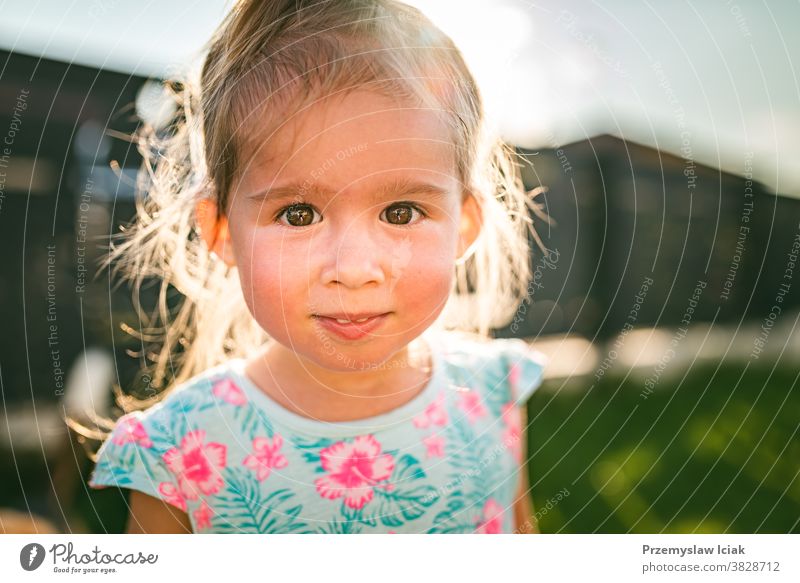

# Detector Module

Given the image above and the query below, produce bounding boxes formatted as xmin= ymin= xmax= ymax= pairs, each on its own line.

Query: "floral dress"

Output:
xmin=89 ymin=331 xmax=547 ymax=533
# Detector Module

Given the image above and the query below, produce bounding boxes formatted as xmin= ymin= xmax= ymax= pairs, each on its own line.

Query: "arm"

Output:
xmin=126 ymin=491 xmax=193 ymax=534
xmin=513 ymin=469 xmax=539 ymax=533
xmin=513 ymin=407 xmax=540 ymax=534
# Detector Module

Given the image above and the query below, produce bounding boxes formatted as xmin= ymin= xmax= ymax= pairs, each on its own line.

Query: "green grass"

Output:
xmin=527 ymin=362 xmax=800 ymax=533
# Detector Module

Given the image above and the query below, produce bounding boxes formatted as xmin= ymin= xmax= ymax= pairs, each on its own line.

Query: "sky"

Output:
xmin=1 ymin=0 xmax=797 ymax=196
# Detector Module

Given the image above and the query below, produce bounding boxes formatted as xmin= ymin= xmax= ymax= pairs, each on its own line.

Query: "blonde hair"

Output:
xmin=110 ymin=0 xmax=545 ymax=405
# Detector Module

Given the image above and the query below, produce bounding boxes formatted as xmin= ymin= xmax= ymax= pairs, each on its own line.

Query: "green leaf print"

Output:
xmin=94 ymin=460 xmax=134 ymax=487
xmin=210 ymin=466 xmax=311 ymax=533
xmin=291 ymin=436 xmax=336 ymax=469
xmin=428 ymin=404 xmax=501 ymax=533
xmin=349 ymin=453 xmax=440 ymax=530
xmin=376 ymin=495 xmax=404 ymax=528
xmin=392 ymin=453 xmax=426 ymax=483
xmin=482 ymin=366 xmax=512 ymax=418
xmin=341 ymin=500 xmax=378 ymax=527
xmin=318 ymin=517 xmax=364 ymax=534
xmin=235 ymin=403 xmax=274 ymax=442
xmin=163 ymin=403 xmax=197 ymax=441
xmin=377 ymin=484 xmax=440 ymax=524
xmin=428 ymin=498 xmax=475 ymax=534
xmin=164 ymin=388 xmax=213 ymax=417
xmin=447 ymin=411 xmax=496 ymax=494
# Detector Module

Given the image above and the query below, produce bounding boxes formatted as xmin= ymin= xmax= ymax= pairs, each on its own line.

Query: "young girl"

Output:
xmin=89 ymin=0 xmax=548 ymax=534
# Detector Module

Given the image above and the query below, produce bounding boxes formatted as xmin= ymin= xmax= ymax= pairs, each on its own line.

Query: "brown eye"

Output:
xmin=279 ymin=204 xmax=319 ymax=227
xmin=383 ymin=204 xmax=422 ymax=225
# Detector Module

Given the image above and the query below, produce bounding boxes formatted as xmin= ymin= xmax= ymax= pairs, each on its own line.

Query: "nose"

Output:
xmin=319 ymin=224 xmax=387 ymax=289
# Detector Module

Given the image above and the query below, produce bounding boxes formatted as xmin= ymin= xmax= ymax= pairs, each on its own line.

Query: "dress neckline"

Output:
xmin=227 ymin=330 xmax=446 ymax=438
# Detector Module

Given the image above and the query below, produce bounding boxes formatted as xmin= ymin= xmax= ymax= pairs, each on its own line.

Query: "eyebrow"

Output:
xmin=245 ymin=178 xmax=451 ymax=204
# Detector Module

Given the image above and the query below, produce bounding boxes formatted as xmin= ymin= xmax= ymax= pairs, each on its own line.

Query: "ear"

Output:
xmin=456 ymin=191 xmax=483 ymax=262
xmin=195 ymin=199 xmax=236 ymax=267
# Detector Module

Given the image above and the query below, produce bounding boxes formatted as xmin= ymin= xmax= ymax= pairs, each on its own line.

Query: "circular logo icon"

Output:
xmin=20 ymin=543 xmax=46 ymax=571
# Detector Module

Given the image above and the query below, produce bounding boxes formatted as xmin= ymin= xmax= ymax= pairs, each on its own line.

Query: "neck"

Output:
xmin=245 ymin=336 xmax=434 ymax=422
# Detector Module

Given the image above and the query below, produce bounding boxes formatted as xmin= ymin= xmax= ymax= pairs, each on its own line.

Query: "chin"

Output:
xmin=312 ymin=342 xmax=402 ymax=373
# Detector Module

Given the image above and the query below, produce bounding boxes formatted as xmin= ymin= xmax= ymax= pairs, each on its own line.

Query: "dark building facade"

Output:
xmin=500 ymin=136 xmax=799 ymax=342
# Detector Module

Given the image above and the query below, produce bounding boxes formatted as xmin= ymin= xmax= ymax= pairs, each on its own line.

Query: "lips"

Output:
xmin=315 ymin=312 xmax=388 ymax=323
xmin=313 ymin=312 xmax=389 ymax=341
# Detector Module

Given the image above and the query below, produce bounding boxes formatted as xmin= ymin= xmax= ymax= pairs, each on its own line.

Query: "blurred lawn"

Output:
xmin=528 ymin=362 xmax=799 ymax=533
xmin=55 ymin=362 xmax=798 ymax=533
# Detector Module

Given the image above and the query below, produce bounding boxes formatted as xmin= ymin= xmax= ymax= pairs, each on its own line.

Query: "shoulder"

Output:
xmin=125 ymin=361 xmax=242 ymax=428
xmin=98 ymin=360 xmax=245 ymax=459
xmin=89 ymin=360 xmax=244 ymax=510
xmin=437 ymin=330 xmax=548 ymax=403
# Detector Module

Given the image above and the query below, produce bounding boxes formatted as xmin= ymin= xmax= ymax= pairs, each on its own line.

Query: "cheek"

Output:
xmin=234 ymin=234 xmax=309 ymax=323
xmin=392 ymin=234 xmax=457 ymax=308
xmin=397 ymin=269 xmax=452 ymax=331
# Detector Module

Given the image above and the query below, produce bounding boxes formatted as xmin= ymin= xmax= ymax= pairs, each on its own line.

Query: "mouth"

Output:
xmin=312 ymin=312 xmax=390 ymax=340
xmin=313 ymin=312 xmax=390 ymax=324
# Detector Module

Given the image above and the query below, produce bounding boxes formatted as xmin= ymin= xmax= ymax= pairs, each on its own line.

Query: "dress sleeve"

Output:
xmin=501 ymin=338 xmax=548 ymax=404
xmin=88 ymin=411 xmax=187 ymax=513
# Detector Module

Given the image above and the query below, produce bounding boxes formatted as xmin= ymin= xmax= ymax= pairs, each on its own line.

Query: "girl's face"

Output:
xmin=220 ymin=89 xmax=480 ymax=370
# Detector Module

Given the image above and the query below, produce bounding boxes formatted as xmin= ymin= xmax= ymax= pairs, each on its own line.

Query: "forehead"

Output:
xmin=236 ymin=90 xmax=459 ymax=190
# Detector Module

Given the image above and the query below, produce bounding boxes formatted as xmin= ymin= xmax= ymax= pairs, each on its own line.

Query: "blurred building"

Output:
xmin=500 ymin=136 xmax=800 ymax=341
xmin=0 ymin=49 xmax=145 ymax=407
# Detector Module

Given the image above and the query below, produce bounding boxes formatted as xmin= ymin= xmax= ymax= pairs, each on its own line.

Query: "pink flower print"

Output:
xmin=212 ymin=378 xmax=246 ymax=406
xmin=457 ymin=389 xmax=486 ymax=423
xmin=412 ymin=413 xmax=428 ymax=429
xmin=193 ymin=500 xmax=213 ymax=530
xmin=157 ymin=482 xmax=187 ymax=512
xmin=501 ymin=402 xmax=523 ymax=463
xmin=163 ymin=430 xmax=227 ymax=501
xmin=422 ymin=434 xmax=445 ymax=458
xmin=111 ymin=416 xmax=153 ymax=448
xmin=242 ymin=434 xmax=289 ymax=481
xmin=314 ymin=435 xmax=395 ymax=510
xmin=413 ymin=392 xmax=449 ymax=429
xmin=475 ymin=499 xmax=504 ymax=534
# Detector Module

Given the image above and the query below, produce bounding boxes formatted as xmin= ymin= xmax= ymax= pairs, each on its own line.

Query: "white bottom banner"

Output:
xmin=1 ymin=534 xmax=797 ymax=582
